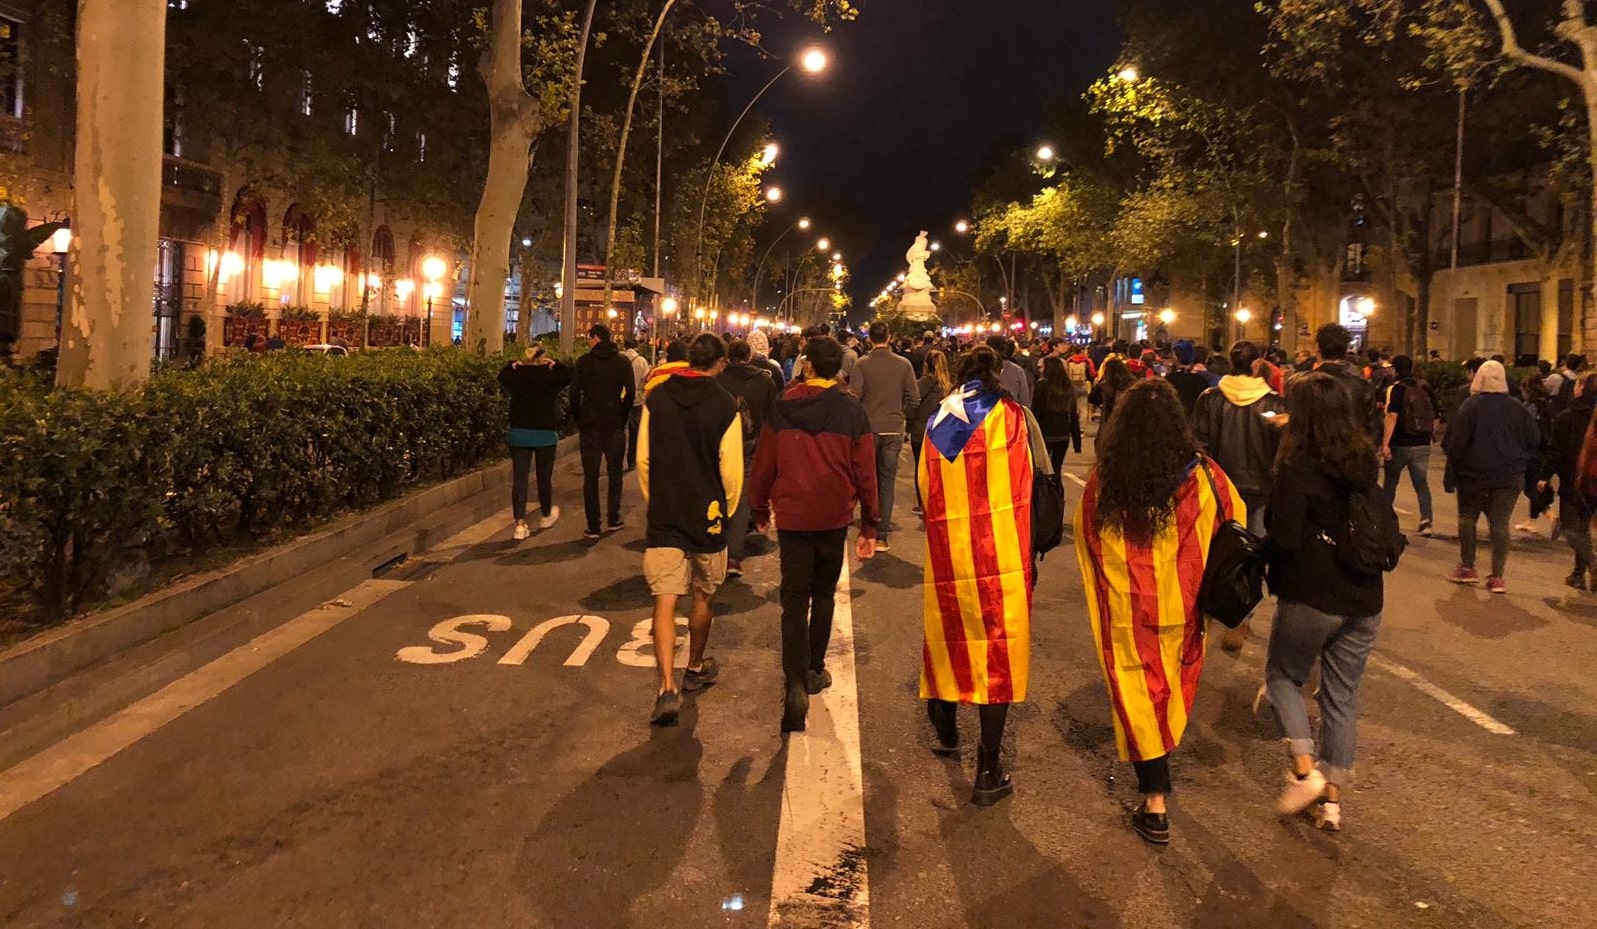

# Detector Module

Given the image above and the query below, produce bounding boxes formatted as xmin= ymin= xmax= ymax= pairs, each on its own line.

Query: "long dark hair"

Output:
xmin=957 ymin=345 xmax=1004 ymax=394
xmin=1038 ymin=355 xmax=1077 ymax=411
xmin=1098 ymin=357 xmax=1134 ymax=398
xmin=1276 ymin=372 xmax=1377 ymax=484
xmin=1093 ymin=379 xmax=1197 ymax=543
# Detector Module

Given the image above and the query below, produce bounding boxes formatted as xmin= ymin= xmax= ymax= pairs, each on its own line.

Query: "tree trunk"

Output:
xmin=464 ymin=0 xmax=543 ymax=356
xmin=57 ymin=0 xmax=167 ymax=390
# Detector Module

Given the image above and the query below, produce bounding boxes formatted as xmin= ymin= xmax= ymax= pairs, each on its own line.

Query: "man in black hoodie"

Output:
xmin=638 ymin=334 xmax=743 ymax=725
xmin=716 ymin=339 xmax=779 ymax=576
xmin=1541 ymin=371 xmax=1597 ymax=589
xmin=571 ymin=324 xmax=637 ymax=539
xmin=1297 ymin=324 xmax=1381 ymax=444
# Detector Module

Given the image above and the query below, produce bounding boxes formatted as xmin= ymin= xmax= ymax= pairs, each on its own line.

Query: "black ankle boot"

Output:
xmin=971 ymin=746 xmax=1013 ymax=806
xmin=927 ymin=701 xmax=959 ymax=755
xmin=781 ymin=680 xmax=809 ymax=733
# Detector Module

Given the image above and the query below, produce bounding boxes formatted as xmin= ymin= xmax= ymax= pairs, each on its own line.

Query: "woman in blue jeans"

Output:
xmin=1262 ymin=373 xmax=1384 ymax=832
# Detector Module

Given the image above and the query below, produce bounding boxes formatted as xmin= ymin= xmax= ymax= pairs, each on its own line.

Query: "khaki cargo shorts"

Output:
xmin=643 ymin=547 xmax=727 ymax=598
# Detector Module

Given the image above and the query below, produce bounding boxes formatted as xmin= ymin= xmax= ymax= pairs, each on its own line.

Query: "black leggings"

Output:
xmin=929 ymin=699 xmax=1009 ymax=750
xmin=1133 ymin=755 xmax=1171 ymax=795
xmin=509 ymin=445 xmax=556 ymax=520
xmin=1045 ymin=440 xmax=1071 ymax=477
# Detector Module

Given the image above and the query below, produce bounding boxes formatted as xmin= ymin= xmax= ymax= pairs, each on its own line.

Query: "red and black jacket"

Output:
xmin=748 ymin=381 xmax=879 ymax=539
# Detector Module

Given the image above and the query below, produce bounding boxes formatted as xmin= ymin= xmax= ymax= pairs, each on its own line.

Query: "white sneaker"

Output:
xmin=1276 ymin=768 xmax=1327 ymax=815
xmin=875 ymin=539 xmax=891 ymax=552
xmin=538 ymin=506 xmax=561 ymax=531
xmin=512 ymin=520 xmax=531 ymax=541
xmin=1315 ymin=800 xmax=1342 ymax=832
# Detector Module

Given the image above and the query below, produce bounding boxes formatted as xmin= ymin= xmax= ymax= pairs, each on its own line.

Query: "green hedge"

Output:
xmin=0 ymin=348 xmax=516 ymax=624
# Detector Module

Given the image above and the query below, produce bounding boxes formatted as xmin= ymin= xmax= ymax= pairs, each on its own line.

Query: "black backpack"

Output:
xmin=1394 ymin=380 xmax=1437 ymax=437
xmin=1195 ymin=460 xmax=1265 ymax=628
xmin=1032 ymin=473 xmax=1066 ymax=559
xmin=1328 ymin=486 xmax=1407 ymax=577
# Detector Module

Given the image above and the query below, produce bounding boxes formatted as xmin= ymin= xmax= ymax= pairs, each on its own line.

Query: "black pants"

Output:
xmin=778 ymin=528 xmax=848 ymax=684
xmin=1045 ymin=440 xmax=1072 ymax=478
xmin=580 ymin=428 xmax=626 ymax=531
xmin=510 ymin=445 xmax=556 ymax=521
xmin=1133 ymin=755 xmax=1172 ymax=795
xmin=626 ymin=405 xmax=643 ymax=469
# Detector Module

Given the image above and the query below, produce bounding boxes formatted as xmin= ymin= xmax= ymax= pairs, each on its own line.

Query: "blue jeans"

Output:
xmin=1241 ymin=493 xmax=1268 ymax=539
xmin=1265 ymin=602 xmax=1382 ymax=787
xmin=875 ymin=433 xmax=904 ymax=541
xmin=1383 ymin=444 xmax=1433 ymax=525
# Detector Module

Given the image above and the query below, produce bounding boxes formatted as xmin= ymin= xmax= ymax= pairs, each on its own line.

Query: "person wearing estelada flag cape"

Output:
xmin=918 ymin=345 xmax=1051 ymax=807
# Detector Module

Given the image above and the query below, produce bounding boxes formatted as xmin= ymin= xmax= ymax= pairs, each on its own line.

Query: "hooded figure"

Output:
xmin=1443 ymin=359 xmax=1541 ymax=590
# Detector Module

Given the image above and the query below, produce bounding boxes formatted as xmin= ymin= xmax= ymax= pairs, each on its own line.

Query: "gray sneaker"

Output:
xmin=650 ymin=690 xmax=680 ymax=726
xmin=683 ymin=657 xmax=719 ymax=693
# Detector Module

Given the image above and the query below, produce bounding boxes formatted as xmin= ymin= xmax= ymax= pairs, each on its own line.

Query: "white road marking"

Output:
xmin=0 ymin=514 xmax=505 ymax=823
xmin=1063 ymin=472 xmax=1087 ymax=488
xmin=768 ymin=557 xmax=870 ymax=929
xmin=1372 ymin=656 xmax=1517 ymax=736
xmin=1394 ymin=506 xmax=1414 ymax=516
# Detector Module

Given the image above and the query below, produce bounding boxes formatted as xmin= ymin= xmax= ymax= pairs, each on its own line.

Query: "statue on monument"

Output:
xmin=896 ymin=230 xmax=938 ymax=318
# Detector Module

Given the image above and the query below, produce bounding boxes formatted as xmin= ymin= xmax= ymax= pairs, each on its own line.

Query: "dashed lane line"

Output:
xmin=768 ymin=556 xmax=871 ymax=929
xmin=1371 ymin=655 xmax=1517 ymax=736
xmin=0 ymin=514 xmax=506 ymax=823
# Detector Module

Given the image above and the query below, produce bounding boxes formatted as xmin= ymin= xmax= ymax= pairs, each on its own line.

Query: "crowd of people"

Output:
xmin=495 ymin=316 xmax=1596 ymax=846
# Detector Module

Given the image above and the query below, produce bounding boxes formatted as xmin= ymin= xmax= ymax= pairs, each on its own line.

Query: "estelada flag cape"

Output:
xmin=917 ymin=384 xmax=1034 ymax=705
xmin=1073 ymin=460 xmax=1245 ymax=762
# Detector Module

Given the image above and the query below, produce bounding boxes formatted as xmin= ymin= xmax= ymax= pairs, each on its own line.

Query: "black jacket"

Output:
xmin=716 ymin=362 xmax=780 ymax=453
xmin=570 ymin=341 xmax=636 ymax=432
xmin=910 ymin=375 xmax=946 ymax=440
xmin=1442 ymin=393 xmax=1540 ymax=490
xmin=641 ymin=373 xmax=741 ymax=553
xmin=1191 ymin=377 xmax=1289 ymax=497
xmin=1265 ymin=458 xmax=1384 ymax=617
xmin=1545 ymin=390 xmax=1596 ymax=507
xmin=498 ymin=360 xmax=572 ymax=431
xmin=1032 ymin=381 xmax=1083 ymax=450
xmin=1303 ymin=360 xmax=1382 ymax=443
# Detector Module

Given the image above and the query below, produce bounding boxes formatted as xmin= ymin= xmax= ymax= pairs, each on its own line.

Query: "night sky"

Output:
xmin=735 ymin=0 xmax=1121 ymax=316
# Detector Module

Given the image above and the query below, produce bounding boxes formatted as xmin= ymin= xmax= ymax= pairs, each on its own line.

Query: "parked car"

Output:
xmin=303 ymin=344 xmax=350 ymax=357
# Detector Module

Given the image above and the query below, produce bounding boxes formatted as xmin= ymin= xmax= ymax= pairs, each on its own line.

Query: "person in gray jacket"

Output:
xmin=850 ymin=321 xmax=919 ymax=551
xmin=1443 ymin=360 xmax=1541 ymax=593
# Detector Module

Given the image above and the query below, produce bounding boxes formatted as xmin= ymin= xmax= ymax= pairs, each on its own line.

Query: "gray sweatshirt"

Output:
xmin=849 ymin=346 xmax=920 ymax=434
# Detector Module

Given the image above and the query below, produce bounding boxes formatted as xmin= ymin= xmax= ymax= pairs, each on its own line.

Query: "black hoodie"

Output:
xmin=570 ymin=341 xmax=637 ymax=432
xmin=639 ymin=372 xmax=742 ymax=553
xmin=498 ymin=359 xmax=572 ymax=431
xmin=1264 ymin=458 xmax=1384 ymax=616
xmin=715 ymin=362 xmax=779 ymax=452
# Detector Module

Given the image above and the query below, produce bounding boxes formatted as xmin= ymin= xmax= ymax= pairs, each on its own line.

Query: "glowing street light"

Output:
xmin=930 ymin=241 xmax=942 ymax=252
xmin=1355 ymin=297 xmax=1377 ymax=317
xmin=761 ymin=142 xmax=780 ymax=166
xmin=1066 ymin=315 xmax=1079 ymax=330
xmin=1158 ymin=308 xmax=1176 ymax=325
xmin=1118 ymin=65 xmax=1140 ymax=82
xmin=1036 ymin=144 xmax=1056 ymax=162
xmin=1091 ymin=312 xmax=1106 ymax=327
xmin=801 ymin=47 xmax=829 ymax=75
xmin=422 ymin=255 xmax=449 ymax=283
xmin=1235 ymin=308 xmax=1253 ymax=324
xmin=831 ymin=251 xmax=843 ymax=262
xmin=765 ymin=186 xmax=783 ymax=203
xmin=661 ymin=296 xmax=680 ymax=316
xmin=798 ymin=217 xmax=812 ymax=230
xmin=954 ymin=220 xmax=970 ymax=235
xmin=816 ymin=238 xmax=831 ymax=252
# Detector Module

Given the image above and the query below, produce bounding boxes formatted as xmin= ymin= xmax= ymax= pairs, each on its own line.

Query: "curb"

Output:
xmin=0 ymin=436 xmax=579 ymax=711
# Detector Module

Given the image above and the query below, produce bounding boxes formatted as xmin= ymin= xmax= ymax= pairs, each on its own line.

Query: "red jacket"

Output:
xmin=748 ymin=381 xmax=880 ymax=538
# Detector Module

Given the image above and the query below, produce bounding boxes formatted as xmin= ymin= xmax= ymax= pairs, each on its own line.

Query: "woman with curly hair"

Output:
xmin=1093 ymin=357 xmax=1137 ymax=431
xmin=1074 ymin=379 xmax=1245 ymax=845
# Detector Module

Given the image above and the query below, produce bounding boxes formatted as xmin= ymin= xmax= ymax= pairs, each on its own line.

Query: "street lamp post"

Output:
xmin=752 ymin=217 xmax=811 ymax=313
xmin=693 ymin=47 xmax=827 ymax=301
xmin=423 ymin=255 xmax=448 ymax=347
xmin=559 ymin=0 xmax=600 ymax=355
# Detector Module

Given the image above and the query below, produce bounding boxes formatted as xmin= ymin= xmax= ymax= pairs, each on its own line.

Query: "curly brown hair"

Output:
xmin=1276 ymin=372 xmax=1377 ymax=484
xmin=1092 ymin=379 xmax=1197 ymax=544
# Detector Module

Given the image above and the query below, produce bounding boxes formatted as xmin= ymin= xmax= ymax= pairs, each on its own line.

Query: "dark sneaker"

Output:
xmin=683 ymin=657 xmax=719 ymax=693
xmin=605 ymin=518 xmax=625 ymax=533
xmin=1445 ymin=565 xmax=1480 ymax=585
xmin=1418 ymin=519 xmax=1433 ymax=537
xmin=781 ymin=681 xmax=809 ymax=733
xmin=926 ymin=700 xmax=959 ymax=755
xmin=805 ymin=668 xmax=832 ymax=695
xmin=583 ymin=528 xmax=603 ymax=541
xmin=726 ymin=560 xmax=743 ymax=579
xmin=1486 ymin=575 xmax=1506 ymax=594
xmin=650 ymin=690 xmax=681 ymax=726
xmin=1131 ymin=804 xmax=1170 ymax=846
xmin=1566 ymin=571 xmax=1588 ymax=592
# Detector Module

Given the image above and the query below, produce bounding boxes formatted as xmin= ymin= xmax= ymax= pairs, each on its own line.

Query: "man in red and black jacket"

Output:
xmin=749 ymin=337 xmax=878 ymax=733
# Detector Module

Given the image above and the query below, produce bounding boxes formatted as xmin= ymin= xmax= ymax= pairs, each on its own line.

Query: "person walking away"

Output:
xmin=746 ymin=328 xmax=787 ymax=389
xmin=1301 ymin=324 xmax=1382 ymax=444
xmin=749 ymin=337 xmax=879 ymax=732
xmin=1191 ymin=340 xmax=1287 ymax=652
xmin=1540 ymin=371 xmax=1597 ymax=590
xmin=1443 ymin=360 xmax=1540 ymax=593
xmin=1379 ymin=355 xmax=1440 ymax=536
xmin=1515 ymin=375 xmax=1558 ymax=537
xmin=717 ymin=339 xmax=780 ymax=577
xmin=1075 ymin=379 xmax=1244 ymax=844
xmin=637 ymin=334 xmax=742 ymax=725
xmin=1166 ymin=340 xmax=1212 ymax=414
xmin=1034 ymin=356 xmax=1083 ymax=479
xmin=920 ymin=345 xmax=1049 ymax=805
xmin=621 ymin=339 xmax=650 ymax=472
xmin=910 ymin=348 xmax=953 ymax=476
xmin=850 ymin=322 xmax=919 ymax=552
xmin=1093 ymin=358 xmax=1136 ymax=435
xmin=1263 ymin=372 xmax=1386 ymax=833
xmin=570 ymin=324 xmax=637 ymax=539
xmin=498 ymin=346 xmax=571 ymax=539
xmin=1066 ymin=344 xmax=1099 ymax=429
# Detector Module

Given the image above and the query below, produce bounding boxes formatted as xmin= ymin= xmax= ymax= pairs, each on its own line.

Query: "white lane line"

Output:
xmin=768 ymin=556 xmax=870 ymax=929
xmin=1371 ymin=656 xmax=1517 ymax=736
xmin=1063 ymin=472 xmax=1087 ymax=488
xmin=1394 ymin=506 xmax=1414 ymax=516
xmin=0 ymin=514 xmax=506 ymax=823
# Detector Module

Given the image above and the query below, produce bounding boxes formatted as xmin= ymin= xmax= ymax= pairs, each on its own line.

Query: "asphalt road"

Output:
xmin=1 ymin=444 xmax=1593 ymax=928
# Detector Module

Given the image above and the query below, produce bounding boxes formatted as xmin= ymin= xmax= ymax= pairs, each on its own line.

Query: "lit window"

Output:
xmin=299 ymin=71 xmax=313 ymax=117
xmin=0 ymin=16 xmax=22 ymax=119
xmin=246 ymin=42 xmax=263 ymax=89
xmin=418 ymin=132 xmax=427 ymax=162
xmin=447 ymin=59 xmax=460 ymax=90
xmin=325 ymin=0 xmax=343 ymax=12
xmin=344 ymin=105 xmax=358 ymax=136
xmin=406 ymin=29 xmax=419 ymax=59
